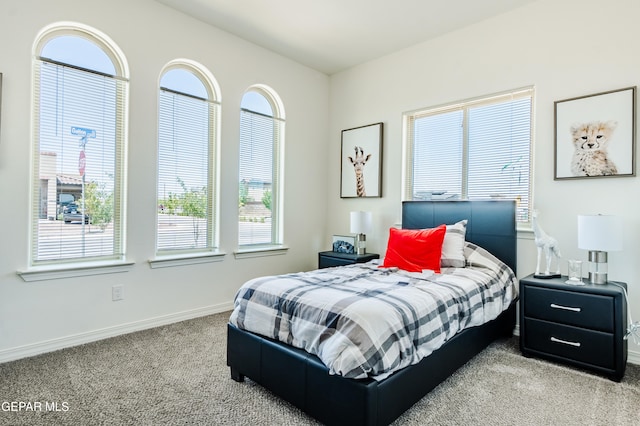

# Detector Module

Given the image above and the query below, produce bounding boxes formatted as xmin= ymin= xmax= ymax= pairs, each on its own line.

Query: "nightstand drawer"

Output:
xmin=523 ymin=286 xmax=614 ymax=332
xmin=320 ymin=256 xmax=354 ymax=268
xmin=318 ymin=251 xmax=379 ymax=269
xmin=524 ymin=318 xmax=615 ymax=370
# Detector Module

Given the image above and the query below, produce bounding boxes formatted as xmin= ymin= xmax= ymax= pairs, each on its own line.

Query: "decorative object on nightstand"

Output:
xmin=332 ymin=235 xmax=356 ymax=254
xmin=531 ymin=210 xmax=561 ymax=279
xmin=318 ymin=251 xmax=379 ymax=269
xmin=565 ymin=259 xmax=584 ymax=285
xmin=350 ymin=211 xmax=372 ymax=255
xmin=578 ymin=214 xmax=623 ymax=285
xmin=519 ymin=274 xmax=627 ymax=381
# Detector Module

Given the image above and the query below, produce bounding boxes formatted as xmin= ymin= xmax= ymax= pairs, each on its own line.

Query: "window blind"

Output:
xmin=410 ymin=109 xmax=464 ymax=199
xmin=405 ymin=88 xmax=533 ymax=222
xmin=32 ymin=59 xmax=126 ymax=264
xmin=238 ymin=108 xmax=282 ymax=246
xmin=157 ymin=88 xmax=216 ymax=253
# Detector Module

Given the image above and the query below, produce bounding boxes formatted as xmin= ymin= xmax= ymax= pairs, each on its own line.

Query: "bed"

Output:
xmin=227 ymin=200 xmax=517 ymax=425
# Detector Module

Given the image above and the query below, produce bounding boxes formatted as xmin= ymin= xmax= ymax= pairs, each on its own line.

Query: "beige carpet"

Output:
xmin=0 ymin=311 xmax=638 ymax=425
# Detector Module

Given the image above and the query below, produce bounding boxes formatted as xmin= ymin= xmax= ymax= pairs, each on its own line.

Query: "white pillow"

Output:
xmin=463 ymin=241 xmax=504 ymax=275
xmin=441 ymin=220 xmax=467 ymax=268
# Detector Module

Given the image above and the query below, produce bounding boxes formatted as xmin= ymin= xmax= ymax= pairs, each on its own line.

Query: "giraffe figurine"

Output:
xmin=348 ymin=146 xmax=371 ymax=197
xmin=532 ymin=210 xmax=562 ymax=277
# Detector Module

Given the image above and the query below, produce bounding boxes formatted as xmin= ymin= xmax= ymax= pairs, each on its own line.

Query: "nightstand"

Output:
xmin=519 ymin=274 xmax=627 ymax=381
xmin=318 ymin=251 xmax=379 ymax=269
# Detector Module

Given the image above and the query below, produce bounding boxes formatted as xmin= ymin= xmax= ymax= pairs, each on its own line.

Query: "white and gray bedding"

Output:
xmin=229 ymin=242 xmax=517 ymax=381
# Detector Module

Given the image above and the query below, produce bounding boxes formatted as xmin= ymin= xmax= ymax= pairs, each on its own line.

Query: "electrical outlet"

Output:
xmin=112 ymin=285 xmax=124 ymax=301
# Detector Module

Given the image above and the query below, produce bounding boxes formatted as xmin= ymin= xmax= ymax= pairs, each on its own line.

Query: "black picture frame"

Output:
xmin=554 ymin=86 xmax=636 ymax=180
xmin=340 ymin=122 xmax=383 ymax=198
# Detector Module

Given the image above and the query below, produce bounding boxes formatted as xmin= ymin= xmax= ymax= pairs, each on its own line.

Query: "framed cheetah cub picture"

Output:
xmin=554 ymin=86 xmax=636 ymax=180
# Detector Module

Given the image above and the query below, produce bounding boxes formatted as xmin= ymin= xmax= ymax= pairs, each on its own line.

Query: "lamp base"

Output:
xmin=355 ymin=233 xmax=366 ymax=255
xmin=588 ymin=272 xmax=608 ymax=285
xmin=587 ymin=250 xmax=608 ymax=285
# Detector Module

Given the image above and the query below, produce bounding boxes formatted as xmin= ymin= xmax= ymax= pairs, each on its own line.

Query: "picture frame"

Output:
xmin=340 ymin=122 xmax=383 ymax=197
xmin=554 ymin=86 xmax=636 ymax=180
xmin=332 ymin=235 xmax=356 ymax=254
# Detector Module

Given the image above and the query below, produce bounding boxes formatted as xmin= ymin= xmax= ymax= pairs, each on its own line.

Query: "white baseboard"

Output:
xmin=0 ymin=302 xmax=234 ymax=364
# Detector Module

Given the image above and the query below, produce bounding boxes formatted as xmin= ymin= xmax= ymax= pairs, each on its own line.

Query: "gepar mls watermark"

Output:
xmin=2 ymin=401 xmax=69 ymax=412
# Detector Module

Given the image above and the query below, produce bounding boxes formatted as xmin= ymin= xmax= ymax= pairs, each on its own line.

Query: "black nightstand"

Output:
xmin=318 ymin=251 xmax=379 ymax=269
xmin=519 ymin=274 xmax=627 ymax=381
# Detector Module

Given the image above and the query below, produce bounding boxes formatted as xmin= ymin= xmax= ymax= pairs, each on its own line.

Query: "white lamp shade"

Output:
xmin=350 ymin=211 xmax=372 ymax=234
xmin=578 ymin=214 xmax=623 ymax=252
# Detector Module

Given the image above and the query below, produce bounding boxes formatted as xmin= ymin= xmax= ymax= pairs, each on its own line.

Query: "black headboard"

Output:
xmin=402 ymin=200 xmax=517 ymax=274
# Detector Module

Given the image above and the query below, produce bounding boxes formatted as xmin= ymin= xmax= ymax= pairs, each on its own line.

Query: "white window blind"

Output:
xmin=32 ymin=57 xmax=127 ymax=264
xmin=405 ymin=88 xmax=533 ymax=222
xmin=238 ymin=94 xmax=283 ymax=246
xmin=411 ymin=109 xmax=464 ymax=198
xmin=157 ymin=85 xmax=217 ymax=253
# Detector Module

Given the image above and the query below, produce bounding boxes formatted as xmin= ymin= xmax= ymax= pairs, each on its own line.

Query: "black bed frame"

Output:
xmin=227 ymin=200 xmax=517 ymax=425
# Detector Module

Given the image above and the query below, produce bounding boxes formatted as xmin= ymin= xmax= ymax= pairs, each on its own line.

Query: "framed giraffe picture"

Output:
xmin=340 ymin=122 xmax=383 ymax=198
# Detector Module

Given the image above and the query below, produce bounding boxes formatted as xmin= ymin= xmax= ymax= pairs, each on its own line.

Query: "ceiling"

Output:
xmin=156 ymin=0 xmax=537 ymax=75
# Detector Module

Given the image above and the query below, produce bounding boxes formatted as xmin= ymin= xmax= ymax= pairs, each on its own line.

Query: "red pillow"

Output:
xmin=382 ymin=225 xmax=447 ymax=273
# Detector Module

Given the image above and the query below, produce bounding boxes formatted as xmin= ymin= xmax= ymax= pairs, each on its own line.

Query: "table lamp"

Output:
xmin=577 ymin=214 xmax=623 ymax=285
xmin=350 ymin=211 xmax=372 ymax=255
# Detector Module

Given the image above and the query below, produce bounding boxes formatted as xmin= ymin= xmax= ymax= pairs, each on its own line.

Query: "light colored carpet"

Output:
xmin=1 ymin=311 xmax=638 ymax=425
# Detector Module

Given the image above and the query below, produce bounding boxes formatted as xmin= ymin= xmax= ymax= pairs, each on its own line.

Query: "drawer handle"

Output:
xmin=550 ymin=336 xmax=581 ymax=347
xmin=550 ymin=303 xmax=581 ymax=312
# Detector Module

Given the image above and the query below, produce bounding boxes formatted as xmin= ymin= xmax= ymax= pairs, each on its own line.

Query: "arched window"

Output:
xmin=156 ymin=61 xmax=220 ymax=254
xmin=238 ymin=86 xmax=285 ymax=247
xmin=31 ymin=23 xmax=128 ymax=264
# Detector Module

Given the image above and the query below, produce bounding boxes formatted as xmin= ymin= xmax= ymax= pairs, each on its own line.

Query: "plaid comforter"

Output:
xmin=229 ymin=243 xmax=517 ymax=381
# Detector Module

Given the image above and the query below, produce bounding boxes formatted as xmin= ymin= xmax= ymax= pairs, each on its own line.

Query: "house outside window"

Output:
xmin=238 ymin=86 xmax=285 ymax=247
xmin=403 ymin=87 xmax=533 ymax=223
xmin=30 ymin=24 xmax=128 ymax=265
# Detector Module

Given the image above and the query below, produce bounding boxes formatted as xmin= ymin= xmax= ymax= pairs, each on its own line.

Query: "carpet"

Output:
xmin=0 ymin=311 xmax=638 ymax=425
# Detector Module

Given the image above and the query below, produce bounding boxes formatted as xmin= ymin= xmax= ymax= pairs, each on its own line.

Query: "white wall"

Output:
xmin=0 ymin=0 xmax=329 ymax=360
xmin=328 ymin=0 xmax=640 ymax=361
xmin=3 ymin=0 xmax=639 ymax=365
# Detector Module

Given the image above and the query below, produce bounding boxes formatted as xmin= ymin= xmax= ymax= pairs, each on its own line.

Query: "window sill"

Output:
xmin=234 ymin=245 xmax=289 ymax=259
xmin=18 ymin=260 xmax=135 ymax=282
xmin=149 ymin=250 xmax=226 ymax=269
xmin=517 ymin=223 xmax=534 ymax=239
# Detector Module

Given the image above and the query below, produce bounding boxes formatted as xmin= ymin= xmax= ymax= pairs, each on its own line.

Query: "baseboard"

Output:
xmin=0 ymin=302 xmax=234 ymax=364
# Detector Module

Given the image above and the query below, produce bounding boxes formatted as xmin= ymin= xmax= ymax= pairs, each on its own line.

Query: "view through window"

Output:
xmin=238 ymin=89 xmax=283 ymax=246
xmin=157 ymin=66 xmax=218 ymax=254
xmin=404 ymin=88 xmax=533 ymax=222
xmin=32 ymin=30 xmax=127 ymax=263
